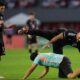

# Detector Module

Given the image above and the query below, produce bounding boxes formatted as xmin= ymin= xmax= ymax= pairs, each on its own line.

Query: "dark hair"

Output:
xmin=28 ymin=12 xmax=35 ymax=16
xmin=0 ymin=2 xmax=6 ymax=7
xmin=0 ymin=0 xmax=6 ymax=6
xmin=30 ymin=52 xmax=38 ymax=61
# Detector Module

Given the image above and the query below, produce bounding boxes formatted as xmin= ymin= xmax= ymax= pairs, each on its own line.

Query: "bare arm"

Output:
xmin=39 ymin=67 xmax=49 ymax=79
xmin=22 ymin=64 xmax=37 ymax=80
xmin=18 ymin=27 xmax=55 ymax=40
xmin=0 ymin=20 xmax=4 ymax=25
xmin=43 ymin=33 xmax=63 ymax=48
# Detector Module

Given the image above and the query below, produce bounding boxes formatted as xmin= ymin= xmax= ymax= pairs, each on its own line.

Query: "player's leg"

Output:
xmin=60 ymin=56 xmax=80 ymax=79
xmin=0 ymin=43 xmax=5 ymax=61
xmin=53 ymin=41 xmax=66 ymax=78
xmin=34 ymin=43 xmax=38 ymax=53
xmin=7 ymin=35 xmax=12 ymax=44
xmin=27 ymin=36 xmax=33 ymax=54
xmin=33 ymin=37 xmax=38 ymax=54
xmin=27 ymin=39 xmax=32 ymax=54
xmin=59 ymin=56 xmax=73 ymax=78
xmin=28 ymin=44 xmax=32 ymax=54
xmin=67 ymin=69 xmax=80 ymax=79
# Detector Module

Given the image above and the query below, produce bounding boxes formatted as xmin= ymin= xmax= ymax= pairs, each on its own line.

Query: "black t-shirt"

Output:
xmin=0 ymin=13 xmax=4 ymax=44
xmin=63 ymin=30 xmax=77 ymax=45
xmin=27 ymin=28 xmax=80 ymax=52
xmin=63 ymin=30 xmax=80 ymax=52
xmin=26 ymin=19 xmax=38 ymax=39
xmin=26 ymin=19 xmax=38 ymax=30
xmin=27 ymin=28 xmax=77 ymax=43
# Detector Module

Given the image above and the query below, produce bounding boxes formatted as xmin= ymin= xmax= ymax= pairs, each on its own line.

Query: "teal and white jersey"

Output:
xmin=33 ymin=53 xmax=64 ymax=68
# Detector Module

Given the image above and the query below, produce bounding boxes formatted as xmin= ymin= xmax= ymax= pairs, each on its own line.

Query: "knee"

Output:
xmin=67 ymin=73 xmax=76 ymax=79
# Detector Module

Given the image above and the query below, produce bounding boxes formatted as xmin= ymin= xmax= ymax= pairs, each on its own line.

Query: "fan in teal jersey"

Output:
xmin=22 ymin=52 xmax=80 ymax=80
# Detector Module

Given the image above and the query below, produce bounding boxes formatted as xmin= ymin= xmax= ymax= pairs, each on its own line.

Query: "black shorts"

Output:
xmin=0 ymin=43 xmax=5 ymax=56
xmin=6 ymin=34 xmax=12 ymax=39
xmin=53 ymin=40 xmax=65 ymax=54
xmin=27 ymin=36 xmax=37 ymax=44
xmin=59 ymin=57 xmax=73 ymax=77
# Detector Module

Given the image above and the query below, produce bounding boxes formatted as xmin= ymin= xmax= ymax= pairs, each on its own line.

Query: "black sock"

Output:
xmin=78 ymin=75 xmax=80 ymax=78
xmin=35 ymin=50 xmax=38 ymax=54
xmin=29 ymin=49 xmax=32 ymax=54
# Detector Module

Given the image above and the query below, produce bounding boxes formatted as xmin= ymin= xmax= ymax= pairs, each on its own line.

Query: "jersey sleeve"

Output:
xmin=33 ymin=55 xmax=40 ymax=65
xmin=63 ymin=30 xmax=76 ymax=38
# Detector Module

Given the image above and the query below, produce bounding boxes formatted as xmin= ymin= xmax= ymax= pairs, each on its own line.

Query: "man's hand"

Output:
xmin=22 ymin=27 xmax=29 ymax=32
xmin=18 ymin=29 xmax=23 ymax=34
xmin=18 ymin=27 xmax=29 ymax=34
xmin=28 ymin=35 xmax=32 ymax=39
xmin=42 ymin=43 xmax=50 ymax=49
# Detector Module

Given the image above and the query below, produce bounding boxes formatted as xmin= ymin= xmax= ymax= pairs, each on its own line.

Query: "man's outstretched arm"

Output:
xmin=22 ymin=64 xmax=37 ymax=80
xmin=42 ymin=33 xmax=63 ymax=49
xmin=18 ymin=27 xmax=55 ymax=40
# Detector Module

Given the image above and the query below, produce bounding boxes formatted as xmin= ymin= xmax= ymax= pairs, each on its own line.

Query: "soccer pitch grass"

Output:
xmin=0 ymin=47 xmax=80 ymax=80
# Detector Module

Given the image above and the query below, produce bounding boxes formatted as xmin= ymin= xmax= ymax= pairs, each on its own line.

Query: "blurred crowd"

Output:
xmin=42 ymin=0 xmax=80 ymax=8
xmin=6 ymin=0 xmax=37 ymax=9
xmin=41 ymin=23 xmax=80 ymax=32
xmin=5 ymin=0 xmax=80 ymax=9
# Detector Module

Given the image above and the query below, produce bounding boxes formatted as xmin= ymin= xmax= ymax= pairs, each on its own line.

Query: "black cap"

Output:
xmin=30 ymin=52 xmax=38 ymax=61
xmin=0 ymin=0 xmax=6 ymax=6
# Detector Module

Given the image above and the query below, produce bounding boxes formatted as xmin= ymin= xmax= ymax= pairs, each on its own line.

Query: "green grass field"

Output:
xmin=0 ymin=47 xmax=80 ymax=80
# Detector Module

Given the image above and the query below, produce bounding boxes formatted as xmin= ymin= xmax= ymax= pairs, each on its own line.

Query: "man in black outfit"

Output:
xmin=26 ymin=13 xmax=39 ymax=54
xmin=0 ymin=2 xmax=5 ymax=60
xmin=18 ymin=27 xmax=80 ymax=78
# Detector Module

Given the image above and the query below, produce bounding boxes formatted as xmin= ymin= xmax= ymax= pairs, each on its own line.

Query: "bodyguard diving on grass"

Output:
xmin=18 ymin=26 xmax=80 ymax=78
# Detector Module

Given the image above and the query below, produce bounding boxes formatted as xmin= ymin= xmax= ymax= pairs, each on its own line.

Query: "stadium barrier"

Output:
xmin=3 ymin=35 xmax=25 ymax=48
xmin=3 ymin=35 xmax=49 ymax=48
